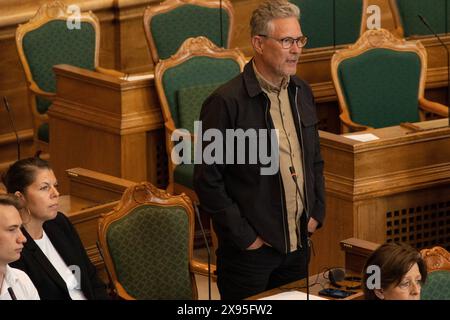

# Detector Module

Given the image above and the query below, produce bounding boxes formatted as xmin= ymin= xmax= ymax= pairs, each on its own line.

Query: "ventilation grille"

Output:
xmin=386 ymin=202 xmax=450 ymax=250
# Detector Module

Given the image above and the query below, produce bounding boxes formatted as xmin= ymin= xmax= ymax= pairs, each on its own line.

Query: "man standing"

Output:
xmin=194 ymin=0 xmax=325 ymax=299
xmin=0 ymin=194 xmax=40 ymax=300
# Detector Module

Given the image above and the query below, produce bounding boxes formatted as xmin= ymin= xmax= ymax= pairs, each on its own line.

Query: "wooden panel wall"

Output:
xmin=0 ymin=0 xmax=449 ymax=170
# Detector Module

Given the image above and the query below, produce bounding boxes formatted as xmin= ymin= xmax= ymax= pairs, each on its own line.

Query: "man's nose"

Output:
xmin=290 ymin=43 xmax=301 ymax=53
xmin=18 ymin=229 xmax=27 ymax=244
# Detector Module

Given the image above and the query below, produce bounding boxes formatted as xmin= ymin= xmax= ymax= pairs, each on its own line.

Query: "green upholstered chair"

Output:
xmin=143 ymin=0 xmax=234 ymax=65
xmin=290 ymin=0 xmax=366 ymax=49
xmin=331 ymin=29 xmax=448 ymax=132
xmin=390 ymin=0 xmax=450 ymax=38
xmin=420 ymin=246 xmax=450 ymax=300
xmin=98 ymin=182 xmax=211 ymax=300
xmin=16 ymin=1 xmax=122 ymax=153
xmin=154 ymin=36 xmax=245 ymax=199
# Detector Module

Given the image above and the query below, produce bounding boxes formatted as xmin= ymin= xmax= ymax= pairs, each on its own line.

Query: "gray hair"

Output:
xmin=250 ymin=0 xmax=300 ymax=37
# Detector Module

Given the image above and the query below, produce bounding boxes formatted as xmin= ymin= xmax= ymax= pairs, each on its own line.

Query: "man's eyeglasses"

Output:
xmin=259 ymin=35 xmax=308 ymax=49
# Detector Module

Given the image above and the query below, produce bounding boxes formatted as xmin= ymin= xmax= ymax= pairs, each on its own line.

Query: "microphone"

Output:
xmin=3 ymin=97 xmax=21 ymax=160
xmin=8 ymin=287 xmax=17 ymax=300
xmin=194 ymin=204 xmax=211 ymax=300
xmin=96 ymin=241 xmax=115 ymax=297
xmin=289 ymin=166 xmax=310 ymax=300
xmin=332 ymin=0 xmax=336 ymax=48
xmin=418 ymin=14 xmax=450 ymax=126
xmin=219 ymin=0 xmax=223 ymax=48
xmin=289 ymin=166 xmax=307 ymax=219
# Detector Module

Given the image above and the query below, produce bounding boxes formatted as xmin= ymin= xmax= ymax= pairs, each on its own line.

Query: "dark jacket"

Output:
xmin=194 ymin=61 xmax=325 ymax=254
xmin=11 ymin=212 xmax=108 ymax=300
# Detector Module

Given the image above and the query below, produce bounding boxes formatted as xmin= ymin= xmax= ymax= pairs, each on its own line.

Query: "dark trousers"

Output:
xmin=216 ymin=235 xmax=309 ymax=300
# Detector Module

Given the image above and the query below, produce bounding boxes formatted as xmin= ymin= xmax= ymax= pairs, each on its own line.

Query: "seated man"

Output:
xmin=0 ymin=194 xmax=39 ymax=300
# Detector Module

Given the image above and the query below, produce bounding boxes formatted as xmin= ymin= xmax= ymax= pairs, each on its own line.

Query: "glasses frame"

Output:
xmin=258 ymin=34 xmax=308 ymax=49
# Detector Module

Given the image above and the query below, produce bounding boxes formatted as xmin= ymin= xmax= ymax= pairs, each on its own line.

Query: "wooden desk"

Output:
xmin=310 ymin=119 xmax=450 ymax=274
xmin=340 ymin=238 xmax=379 ymax=274
xmin=247 ymin=273 xmax=364 ymax=300
xmin=247 ymin=237 xmax=381 ymax=300
xmin=49 ymin=65 xmax=164 ymax=194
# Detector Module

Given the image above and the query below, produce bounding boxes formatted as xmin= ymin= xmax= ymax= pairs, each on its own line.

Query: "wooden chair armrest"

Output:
xmin=114 ymin=281 xmax=136 ymax=300
xmin=96 ymin=66 xmax=126 ymax=78
xmin=165 ymin=122 xmax=195 ymax=142
xmin=339 ymin=113 xmax=371 ymax=132
xmin=165 ymin=122 xmax=176 ymax=135
xmin=29 ymin=82 xmax=56 ymax=100
xmin=190 ymin=259 xmax=217 ymax=280
xmin=419 ymin=97 xmax=449 ymax=117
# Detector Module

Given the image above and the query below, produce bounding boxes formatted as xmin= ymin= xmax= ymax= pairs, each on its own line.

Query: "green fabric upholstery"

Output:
xmin=22 ymin=20 xmax=96 ymax=143
xmin=421 ymin=270 xmax=450 ymax=300
xmin=178 ymin=83 xmax=222 ymax=133
xmin=174 ymin=163 xmax=194 ymax=189
xmin=150 ymin=4 xmax=230 ymax=60
xmin=36 ymin=96 xmax=52 ymax=115
xmin=106 ymin=205 xmax=193 ymax=300
xmin=37 ymin=123 xmax=49 ymax=143
xmin=290 ymin=0 xmax=363 ymax=48
xmin=162 ymin=56 xmax=240 ymax=127
xmin=395 ymin=0 xmax=450 ymax=37
xmin=337 ymin=48 xmax=421 ymax=128
xmin=23 ymin=20 xmax=96 ymax=94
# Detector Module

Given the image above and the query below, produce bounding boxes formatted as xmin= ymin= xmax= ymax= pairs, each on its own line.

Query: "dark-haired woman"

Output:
xmin=3 ymin=157 xmax=108 ymax=300
xmin=362 ymin=242 xmax=427 ymax=300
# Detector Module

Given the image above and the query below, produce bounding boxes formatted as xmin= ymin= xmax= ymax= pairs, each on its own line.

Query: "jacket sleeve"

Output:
xmin=194 ymin=93 xmax=258 ymax=250
xmin=61 ymin=214 xmax=110 ymax=300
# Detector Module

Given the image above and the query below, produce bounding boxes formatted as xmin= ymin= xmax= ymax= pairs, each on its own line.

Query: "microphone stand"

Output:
xmin=418 ymin=14 xmax=450 ymax=126
xmin=8 ymin=287 xmax=17 ymax=300
xmin=3 ymin=97 xmax=21 ymax=160
xmin=96 ymin=241 xmax=116 ymax=297
xmin=332 ymin=0 xmax=336 ymax=49
xmin=289 ymin=166 xmax=310 ymax=300
xmin=194 ymin=204 xmax=211 ymax=300
xmin=219 ymin=0 xmax=223 ymax=47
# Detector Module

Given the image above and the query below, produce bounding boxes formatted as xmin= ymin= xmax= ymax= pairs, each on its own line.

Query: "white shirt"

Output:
xmin=0 ymin=265 xmax=40 ymax=300
xmin=35 ymin=231 xmax=86 ymax=300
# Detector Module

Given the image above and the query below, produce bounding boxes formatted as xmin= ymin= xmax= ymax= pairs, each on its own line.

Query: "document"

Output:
xmin=121 ymin=72 xmax=153 ymax=81
xmin=343 ymin=133 xmax=379 ymax=142
xmin=258 ymin=291 xmax=328 ymax=300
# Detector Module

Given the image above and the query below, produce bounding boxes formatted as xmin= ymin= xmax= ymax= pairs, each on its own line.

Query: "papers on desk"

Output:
xmin=343 ymin=133 xmax=379 ymax=142
xmin=120 ymin=73 xmax=153 ymax=81
xmin=258 ymin=291 xmax=328 ymax=300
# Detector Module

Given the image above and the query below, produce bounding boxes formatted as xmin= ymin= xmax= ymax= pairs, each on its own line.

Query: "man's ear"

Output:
xmin=252 ymin=36 xmax=264 ymax=55
xmin=374 ymin=289 xmax=385 ymax=300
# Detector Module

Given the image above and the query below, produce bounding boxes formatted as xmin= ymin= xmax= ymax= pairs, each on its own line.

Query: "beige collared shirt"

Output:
xmin=253 ymin=62 xmax=305 ymax=252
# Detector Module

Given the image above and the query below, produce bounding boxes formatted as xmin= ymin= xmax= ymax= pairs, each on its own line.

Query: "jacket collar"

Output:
xmin=243 ymin=59 xmax=304 ymax=98
xmin=21 ymin=225 xmax=70 ymax=294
